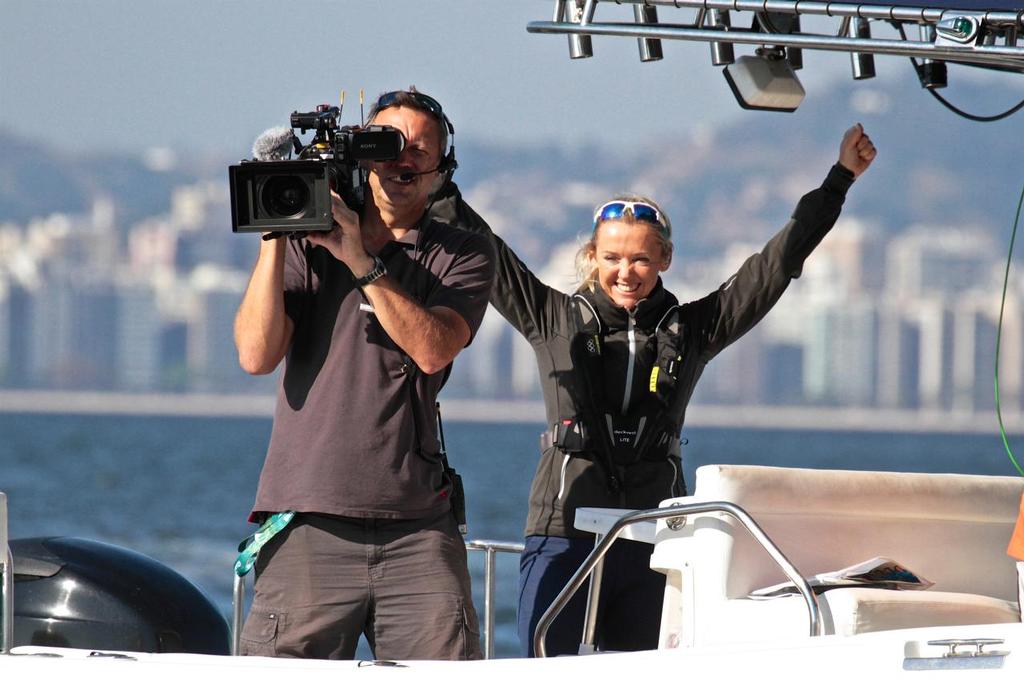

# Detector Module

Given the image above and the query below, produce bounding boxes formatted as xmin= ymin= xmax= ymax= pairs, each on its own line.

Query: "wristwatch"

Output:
xmin=354 ymin=255 xmax=387 ymax=287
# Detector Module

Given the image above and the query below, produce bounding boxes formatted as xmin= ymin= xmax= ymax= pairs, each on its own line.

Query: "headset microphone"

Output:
xmin=395 ymin=168 xmax=436 ymax=183
xmin=393 ymin=156 xmax=458 ymax=184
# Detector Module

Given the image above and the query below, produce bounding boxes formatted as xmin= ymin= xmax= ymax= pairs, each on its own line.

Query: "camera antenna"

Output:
xmin=339 ymin=90 xmax=345 ymax=118
xmin=360 ymin=89 xmax=365 ymax=125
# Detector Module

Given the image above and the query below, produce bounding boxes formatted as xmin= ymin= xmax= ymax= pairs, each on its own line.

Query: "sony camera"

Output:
xmin=229 ymin=104 xmax=405 ymax=234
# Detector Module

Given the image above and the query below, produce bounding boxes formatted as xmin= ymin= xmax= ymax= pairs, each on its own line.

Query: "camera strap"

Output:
xmin=436 ymin=402 xmax=468 ymax=535
xmin=234 ymin=511 xmax=296 ymax=577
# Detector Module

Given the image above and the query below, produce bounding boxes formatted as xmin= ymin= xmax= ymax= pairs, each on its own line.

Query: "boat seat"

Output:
xmin=649 ymin=464 xmax=1024 ymax=647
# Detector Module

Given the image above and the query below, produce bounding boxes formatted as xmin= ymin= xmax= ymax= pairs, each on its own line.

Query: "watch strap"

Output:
xmin=354 ymin=255 xmax=387 ymax=287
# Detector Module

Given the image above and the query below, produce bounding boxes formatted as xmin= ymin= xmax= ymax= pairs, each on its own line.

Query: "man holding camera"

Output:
xmin=233 ymin=89 xmax=494 ymax=660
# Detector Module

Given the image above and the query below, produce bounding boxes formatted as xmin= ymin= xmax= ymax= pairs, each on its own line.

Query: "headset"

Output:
xmin=372 ymin=90 xmax=458 ymax=196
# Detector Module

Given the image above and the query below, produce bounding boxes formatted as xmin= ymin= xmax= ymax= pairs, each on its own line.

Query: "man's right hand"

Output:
xmin=234 ymin=235 xmax=293 ymax=375
xmin=306 ymin=191 xmax=378 ymax=280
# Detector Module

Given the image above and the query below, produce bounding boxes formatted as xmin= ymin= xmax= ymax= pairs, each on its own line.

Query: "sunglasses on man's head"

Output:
xmin=593 ymin=200 xmax=669 ymax=236
xmin=374 ymin=91 xmax=454 ymax=138
xmin=376 ymin=91 xmax=445 ymax=121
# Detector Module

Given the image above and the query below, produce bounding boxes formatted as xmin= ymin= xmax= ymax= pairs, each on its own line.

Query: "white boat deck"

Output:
xmin=3 ymin=622 xmax=1021 ymax=680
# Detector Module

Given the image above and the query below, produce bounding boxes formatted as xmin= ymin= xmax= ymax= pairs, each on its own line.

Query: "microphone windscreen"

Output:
xmin=252 ymin=126 xmax=296 ymax=161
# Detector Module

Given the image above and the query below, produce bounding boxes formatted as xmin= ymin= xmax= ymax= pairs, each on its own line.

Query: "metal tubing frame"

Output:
xmin=231 ymin=573 xmax=245 ymax=656
xmin=528 ymin=20 xmax=1024 ymax=69
xmin=531 ymin=0 xmax=1024 ymax=71
xmin=1 ymin=492 xmax=12 ymax=655
xmin=579 ymin=534 xmax=605 ymax=653
xmin=1 ymin=549 xmax=11 ymax=655
xmin=466 ymin=539 xmax=525 ymax=659
xmin=533 ymin=501 xmax=822 ymax=658
xmin=545 ymin=0 xmax=1024 ymax=24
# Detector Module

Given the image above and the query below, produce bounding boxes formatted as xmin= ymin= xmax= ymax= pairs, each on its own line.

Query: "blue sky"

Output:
xmin=2 ymin=0 xmax=1022 ymax=159
xmin=0 ymin=0 xmax=852 ymax=156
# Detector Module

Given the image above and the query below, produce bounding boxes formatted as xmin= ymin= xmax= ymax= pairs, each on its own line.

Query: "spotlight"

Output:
xmin=708 ymin=9 xmax=734 ymax=66
xmin=635 ymin=4 xmax=663 ymax=62
xmin=788 ymin=16 xmax=803 ymax=70
xmin=558 ymin=0 xmax=593 ymax=59
xmin=850 ymin=18 xmax=876 ymax=80
xmin=723 ymin=49 xmax=805 ymax=112
xmin=917 ymin=24 xmax=947 ymax=89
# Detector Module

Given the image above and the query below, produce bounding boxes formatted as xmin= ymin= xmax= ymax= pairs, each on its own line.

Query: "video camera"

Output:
xmin=229 ymin=104 xmax=405 ymax=234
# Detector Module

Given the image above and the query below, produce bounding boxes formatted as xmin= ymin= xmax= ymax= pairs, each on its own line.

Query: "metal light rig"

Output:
xmin=528 ymin=0 xmax=1024 ymax=113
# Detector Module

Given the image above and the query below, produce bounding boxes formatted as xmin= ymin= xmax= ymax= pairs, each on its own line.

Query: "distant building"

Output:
xmin=876 ymin=303 xmax=922 ymax=410
xmin=26 ymin=269 xmax=118 ymax=389
xmin=887 ymin=228 xmax=997 ymax=298
xmin=115 ymin=278 xmax=162 ymax=390
xmin=187 ymin=265 xmax=265 ymax=393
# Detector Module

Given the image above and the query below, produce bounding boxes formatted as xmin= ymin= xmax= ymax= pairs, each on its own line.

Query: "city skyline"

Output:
xmin=3 ymin=3 xmax=1024 ymax=433
xmin=3 ymin=169 xmax=1024 ymax=432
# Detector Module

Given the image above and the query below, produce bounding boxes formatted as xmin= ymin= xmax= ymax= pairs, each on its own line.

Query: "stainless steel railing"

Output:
xmin=533 ymin=500 xmax=821 ymax=657
xmin=231 ymin=537 xmax=524 ymax=658
xmin=1 ymin=492 xmax=13 ymax=655
xmin=466 ymin=539 xmax=525 ymax=659
xmin=531 ymin=0 xmax=1024 ymax=72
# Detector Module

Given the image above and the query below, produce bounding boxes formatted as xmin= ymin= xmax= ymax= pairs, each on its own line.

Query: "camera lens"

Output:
xmin=260 ymin=175 xmax=311 ymax=219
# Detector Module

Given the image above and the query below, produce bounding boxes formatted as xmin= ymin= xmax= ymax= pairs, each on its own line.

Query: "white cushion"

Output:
xmin=692 ymin=589 xmax=1020 ymax=645
xmin=650 ymin=465 xmax=1024 ymax=648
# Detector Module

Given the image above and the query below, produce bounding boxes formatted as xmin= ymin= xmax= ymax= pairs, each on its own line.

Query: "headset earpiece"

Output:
xmin=430 ymin=113 xmax=458 ymax=198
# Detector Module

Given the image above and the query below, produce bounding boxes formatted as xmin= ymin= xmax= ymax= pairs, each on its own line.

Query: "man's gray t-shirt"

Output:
xmin=251 ymin=217 xmax=495 ymax=520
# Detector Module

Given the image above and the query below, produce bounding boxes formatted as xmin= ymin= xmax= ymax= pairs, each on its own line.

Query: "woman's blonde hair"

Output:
xmin=574 ymin=193 xmax=673 ymax=290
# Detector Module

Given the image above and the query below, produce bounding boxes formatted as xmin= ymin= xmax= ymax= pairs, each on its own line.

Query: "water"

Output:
xmin=2 ymin=412 xmax=1022 ymax=657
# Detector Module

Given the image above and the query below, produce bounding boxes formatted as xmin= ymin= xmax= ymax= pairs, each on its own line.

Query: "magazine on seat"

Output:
xmin=749 ymin=556 xmax=934 ymax=599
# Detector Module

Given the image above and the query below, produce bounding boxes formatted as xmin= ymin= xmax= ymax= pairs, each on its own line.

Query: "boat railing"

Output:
xmin=465 ymin=539 xmax=525 ymax=659
xmin=1 ymin=492 xmax=13 ymax=655
xmin=533 ymin=500 xmax=822 ymax=657
xmin=231 ymin=537 xmax=525 ymax=659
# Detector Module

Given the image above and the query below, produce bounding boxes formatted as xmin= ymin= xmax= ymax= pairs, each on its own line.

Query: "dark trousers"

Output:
xmin=517 ymin=534 xmax=665 ymax=657
xmin=240 ymin=511 xmax=481 ymax=661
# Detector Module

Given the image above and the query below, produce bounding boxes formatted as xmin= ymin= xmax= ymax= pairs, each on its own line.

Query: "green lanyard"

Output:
xmin=234 ymin=511 xmax=295 ymax=577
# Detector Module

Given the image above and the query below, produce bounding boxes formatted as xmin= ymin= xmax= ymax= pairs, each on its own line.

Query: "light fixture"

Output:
xmin=559 ymin=0 xmax=593 ymax=59
xmin=917 ymin=24 xmax=947 ymax=89
xmin=635 ymin=3 xmax=663 ymax=62
xmin=850 ymin=17 xmax=876 ymax=80
xmin=709 ymin=9 xmax=734 ymax=66
xmin=935 ymin=15 xmax=981 ymax=45
xmin=788 ymin=16 xmax=803 ymax=70
xmin=723 ymin=49 xmax=805 ymax=112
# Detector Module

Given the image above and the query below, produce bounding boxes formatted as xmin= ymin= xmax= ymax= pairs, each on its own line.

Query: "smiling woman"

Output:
xmin=579 ymin=195 xmax=673 ymax=309
xmin=445 ymin=123 xmax=876 ymax=657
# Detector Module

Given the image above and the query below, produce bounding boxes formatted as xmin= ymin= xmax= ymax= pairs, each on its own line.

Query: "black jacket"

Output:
xmin=434 ymin=165 xmax=855 ymax=537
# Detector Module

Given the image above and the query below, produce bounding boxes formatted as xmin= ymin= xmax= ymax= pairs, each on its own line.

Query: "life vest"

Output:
xmin=547 ymin=294 xmax=689 ymax=487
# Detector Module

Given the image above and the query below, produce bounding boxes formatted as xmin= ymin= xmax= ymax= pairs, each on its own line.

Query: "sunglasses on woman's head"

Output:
xmin=592 ymin=201 xmax=669 ymax=236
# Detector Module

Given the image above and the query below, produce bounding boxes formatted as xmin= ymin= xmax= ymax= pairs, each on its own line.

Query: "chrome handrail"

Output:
xmin=467 ymin=539 xmax=525 ymax=659
xmin=533 ymin=501 xmax=822 ymax=658
xmin=527 ymin=21 xmax=1024 ymax=69
xmin=231 ymin=573 xmax=245 ymax=656
xmin=1 ymin=492 xmax=13 ymax=655
xmin=230 ymin=537 xmax=525 ymax=659
xmin=529 ymin=0 xmax=1024 ymax=72
xmin=548 ymin=0 xmax=1024 ymax=25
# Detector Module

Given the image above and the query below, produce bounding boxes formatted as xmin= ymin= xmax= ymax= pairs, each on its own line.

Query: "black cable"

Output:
xmin=894 ymin=22 xmax=1024 ymax=122
xmin=919 ymin=72 xmax=1024 ymax=122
